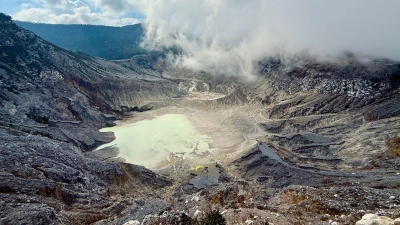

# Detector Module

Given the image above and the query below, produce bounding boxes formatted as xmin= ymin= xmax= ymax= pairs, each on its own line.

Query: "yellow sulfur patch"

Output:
xmin=191 ymin=165 xmax=204 ymax=171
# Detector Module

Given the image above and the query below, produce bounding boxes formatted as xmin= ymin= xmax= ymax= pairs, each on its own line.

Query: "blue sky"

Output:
xmin=2 ymin=1 xmax=32 ymax=15
xmin=0 ymin=0 xmax=145 ymax=26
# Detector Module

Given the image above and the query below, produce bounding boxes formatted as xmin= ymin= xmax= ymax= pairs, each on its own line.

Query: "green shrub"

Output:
xmin=202 ymin=211 xmax=226 ymax=225
xmin=178 ymin=213 xmax=200 ymax=225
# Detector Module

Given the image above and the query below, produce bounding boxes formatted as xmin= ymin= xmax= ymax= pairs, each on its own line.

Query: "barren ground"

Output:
xmin=98 ymin=92 xmax=267 ymax=169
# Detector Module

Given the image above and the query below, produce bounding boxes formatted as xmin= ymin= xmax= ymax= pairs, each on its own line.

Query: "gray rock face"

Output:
xmin=0 ymin=202 xmax=59 ymax=225
xmin=233 ymin=143 xmax=329 ymax=188
xmin=111 ymin=198 xmax=169 ymax=224
xmin=364 ymin=98 xmax=400 ymax=121
xmin=233 ymin=143 xmax=400 ymax=190
xmin=189 ymin=163 xmax=221 ymax=190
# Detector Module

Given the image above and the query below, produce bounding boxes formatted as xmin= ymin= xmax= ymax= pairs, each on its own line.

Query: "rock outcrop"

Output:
xmin=356 ymin=214 xmax=400 ymax=225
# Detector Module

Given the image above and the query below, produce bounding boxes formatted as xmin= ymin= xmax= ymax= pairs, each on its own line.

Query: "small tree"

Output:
xmin=178 ymin=213 xmax=199 ymax=225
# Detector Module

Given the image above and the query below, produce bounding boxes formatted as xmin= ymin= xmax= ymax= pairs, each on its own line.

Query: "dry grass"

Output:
xmin=387 ymin=137 xmax=400 ymax=158
xmin=281 ymin=189 xmax=307 ymax=205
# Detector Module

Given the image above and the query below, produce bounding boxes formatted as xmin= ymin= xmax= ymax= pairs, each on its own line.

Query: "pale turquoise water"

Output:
xmin=98 ymin=114 xmax=210 ymax=168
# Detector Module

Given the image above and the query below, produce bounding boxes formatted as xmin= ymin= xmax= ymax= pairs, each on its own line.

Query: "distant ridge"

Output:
xmin=14 ymin=21 xmax=147 ymax=60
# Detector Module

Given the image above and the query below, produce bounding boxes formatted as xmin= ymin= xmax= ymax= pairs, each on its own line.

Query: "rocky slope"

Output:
xmin=0 ymin=14 xmax=178 ymax=224
xmin=1 ymin=13 xmax=400 ymax=224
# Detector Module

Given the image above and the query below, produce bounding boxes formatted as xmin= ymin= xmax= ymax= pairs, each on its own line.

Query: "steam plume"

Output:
xmin=139 ymin=0 xmax=400 ymax=78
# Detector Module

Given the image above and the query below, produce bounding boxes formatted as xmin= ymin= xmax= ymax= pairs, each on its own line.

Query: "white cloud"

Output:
xmin=12 ymin=0 xmax=142 ymax=26
xmin=139 ymin=0 xmax=400 ymax=78
xmin=88 ymin=0 xmax=137 ymax=12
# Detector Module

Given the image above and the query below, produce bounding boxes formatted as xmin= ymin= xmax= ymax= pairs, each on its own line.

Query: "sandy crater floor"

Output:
xmin=97 ymin=92 xmax=267 ymax=169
